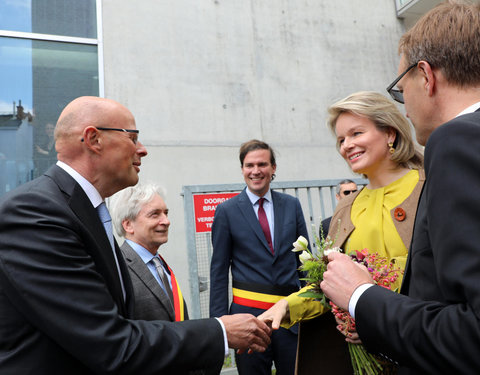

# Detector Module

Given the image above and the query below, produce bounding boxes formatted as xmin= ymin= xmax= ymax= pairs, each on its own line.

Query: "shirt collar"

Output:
xmin=125 ymin=239 xmax=158 ymax=264
xmin=245 ymin=187 xmax=273 ymax=205
xmin=456 ymin=101 xmax=480 ymax=117
xmin=56 ymin=161 xmax=103 ymax=208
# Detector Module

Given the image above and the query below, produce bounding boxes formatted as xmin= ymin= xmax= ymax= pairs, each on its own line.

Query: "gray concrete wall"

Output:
xmin=102 ymin=0 xmax=405 ymax=306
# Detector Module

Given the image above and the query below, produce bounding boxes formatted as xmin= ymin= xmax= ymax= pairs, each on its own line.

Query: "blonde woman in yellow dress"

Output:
xmin=259 ymin=91 xmax=424 ymax=374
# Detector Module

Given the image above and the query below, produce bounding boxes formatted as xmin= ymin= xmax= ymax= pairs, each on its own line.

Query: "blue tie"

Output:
xmin=97 ymin=202 xmax=114 ymax=250
xmin=97 ymin=202 xmax=126 ymax=300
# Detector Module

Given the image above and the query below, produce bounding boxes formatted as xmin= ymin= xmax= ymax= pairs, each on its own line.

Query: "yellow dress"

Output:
xmin=283 ymin=170 xmax=419 ymax=327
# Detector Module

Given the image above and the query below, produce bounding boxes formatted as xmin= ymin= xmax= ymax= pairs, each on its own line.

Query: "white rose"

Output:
xmin=299 ymin=251 xmax=311 ymax=264
xmin=323 ymin=247 xmax=342 ymax=256
xmin=292 ymin=235 xmax=308 ymax=252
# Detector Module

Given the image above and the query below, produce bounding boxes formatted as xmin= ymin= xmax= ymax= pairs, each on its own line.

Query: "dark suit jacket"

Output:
xmin=320 ymin=216 xmax=331 ymax=239
xmin=209 ymin=188 xmax=308 ymax=318
xmin=0 ymin=165 xmax=224 ymax=375
xmin=356 ymin=111 xmax=480 ymax=374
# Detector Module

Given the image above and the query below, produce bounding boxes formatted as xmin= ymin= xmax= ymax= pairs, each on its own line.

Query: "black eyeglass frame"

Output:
xmin=386 ymin=62 xmax=418 ymax=104
xmin=341 ymin=189 xmax=358 ymax=196
xmin=81 ymin=127 xmax=139 ymax=142
xmin=95 ymin=127 xmax=139 ymax=134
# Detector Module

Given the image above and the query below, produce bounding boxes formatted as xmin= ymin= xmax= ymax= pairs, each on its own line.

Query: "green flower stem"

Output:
xmin=349 ymin=343 xmax=383 ymax=375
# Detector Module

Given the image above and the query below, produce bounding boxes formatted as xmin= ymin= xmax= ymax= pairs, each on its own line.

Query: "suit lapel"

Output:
xmin=115 ymin=241 xmax=134 ymax=316
xmin=121 ymin=242 xmax=175 ymax=320
xmin=46 ymin=165 xmax=128 ymax=316
xmin=401 ymin=183 xmax=427 ymax=295
xmin=272 ymin=191 xmax=283 ymax=258
xmin=237 ymin=189 xmax=273 ymax=255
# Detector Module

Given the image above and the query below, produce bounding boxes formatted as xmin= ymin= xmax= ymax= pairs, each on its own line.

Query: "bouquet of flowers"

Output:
xmin=292 ymin=229 xmax=403 ymax=375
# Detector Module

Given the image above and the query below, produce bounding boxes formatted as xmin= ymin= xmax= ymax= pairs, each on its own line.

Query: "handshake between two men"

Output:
xmin=220 ymin=313 xmax=273 ymax=353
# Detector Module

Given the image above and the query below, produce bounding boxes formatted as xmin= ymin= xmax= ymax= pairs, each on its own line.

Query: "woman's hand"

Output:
xmin=257 ymin=299 xmax=289 ymax=330
xmin=335 ymin=315 xmax=362 ymax=344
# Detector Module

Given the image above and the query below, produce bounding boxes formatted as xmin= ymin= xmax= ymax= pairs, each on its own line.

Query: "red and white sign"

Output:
xmin=193 ymin=192 xmax=239 ymax=232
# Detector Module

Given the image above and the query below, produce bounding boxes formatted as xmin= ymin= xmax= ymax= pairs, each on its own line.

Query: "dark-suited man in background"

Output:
xmin=210 ymin=139 xmax=309 ymax=375
xmin=320 ymin=179 xmax=357 ymax=237
xmin=321 ymin=2 xmax=480 ymax=374
xmin=111 ymin=182 xmax=219 ymax=374
xmin=0 ymin=96 xmax=271 ymax=374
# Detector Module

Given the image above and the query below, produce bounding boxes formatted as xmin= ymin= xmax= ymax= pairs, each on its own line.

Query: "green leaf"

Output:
xmin=298 ymin=291 xmax=324 ymax=299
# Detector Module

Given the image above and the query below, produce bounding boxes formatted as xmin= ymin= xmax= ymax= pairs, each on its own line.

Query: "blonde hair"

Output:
xmin=327 ymin=91 xmax=423 ymax=169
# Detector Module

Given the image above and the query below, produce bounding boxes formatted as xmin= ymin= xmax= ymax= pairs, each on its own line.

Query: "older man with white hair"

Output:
xmin=111 ymin=183 xmax=188 ymax=322
xmin=111 ymin=182 xmax=216 ymax=374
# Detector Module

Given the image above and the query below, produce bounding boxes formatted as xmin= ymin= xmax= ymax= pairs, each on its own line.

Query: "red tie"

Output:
xmin=258 ymin=198 xmax=274 ymax=254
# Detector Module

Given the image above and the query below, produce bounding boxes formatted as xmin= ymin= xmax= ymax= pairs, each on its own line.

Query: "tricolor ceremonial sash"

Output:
xmin=232 ymin=280 xmax=299 ymax=310
xmin=158 ymin=255 xmax=185 ymax=321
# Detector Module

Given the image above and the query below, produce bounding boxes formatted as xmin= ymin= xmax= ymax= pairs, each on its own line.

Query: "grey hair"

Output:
xmin=109 ymin=182 xmax=167 ymax=237
xmin=335 ymin=179 xmax=356 ymax=195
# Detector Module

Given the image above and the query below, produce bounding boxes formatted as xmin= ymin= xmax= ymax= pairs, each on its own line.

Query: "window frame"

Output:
xmin=0 ymin=0 xmax=104 ymax=97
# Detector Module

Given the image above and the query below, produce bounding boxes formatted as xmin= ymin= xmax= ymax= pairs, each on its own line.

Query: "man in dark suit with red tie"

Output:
xmin=0 ymin=97 xmax=271 ymax=374
xmin=321 ymin=2 xmax=480 ymax=374
xmin=210 ymin=139 xmax=309 ymax=375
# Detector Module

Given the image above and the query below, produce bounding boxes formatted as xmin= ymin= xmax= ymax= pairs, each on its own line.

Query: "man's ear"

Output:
xmin=418 ymin=60 xmax=436 ymax=97
xmin=82 ymin=126 xmax=102 ymax=153
xmin=122 ymin=219 xmax=134 ymax=235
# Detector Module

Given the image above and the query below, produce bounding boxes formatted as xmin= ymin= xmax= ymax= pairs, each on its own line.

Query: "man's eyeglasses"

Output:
xmin=81 ymin=127 xmax=139 ymax=144
xmin=342 ymin=189 xmax=357 ymax=196
xmin=386 ymin=62 xmax=418 ymax=104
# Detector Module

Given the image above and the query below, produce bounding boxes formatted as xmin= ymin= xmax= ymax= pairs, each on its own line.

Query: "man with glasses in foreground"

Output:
xmin=0 ymin=96 xmax=271 ymax=374
xmin=320 ymin=179 xmax=357 ymax=237
xmin=321 ymin=2 xmax=480 ymax=374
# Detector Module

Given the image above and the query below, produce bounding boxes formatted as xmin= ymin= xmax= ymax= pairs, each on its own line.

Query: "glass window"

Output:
xmin=0 ymin=0 xmax=97 ymax=38
xmin=0 ymin=36 xmax=99 ymax=194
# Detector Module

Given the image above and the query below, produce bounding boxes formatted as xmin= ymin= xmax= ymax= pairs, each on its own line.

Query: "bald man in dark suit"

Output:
xmin=0 ymin=96 xmax=270 ymax=374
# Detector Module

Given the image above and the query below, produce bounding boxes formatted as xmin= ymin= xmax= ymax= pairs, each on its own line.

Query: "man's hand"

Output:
xmin=320 ymin=252 xmax=373 ymax=311
xmin=219 ymin=314 xmax=272 ymax=352
xmin=257 ymin=299 xmax=289 ymax=330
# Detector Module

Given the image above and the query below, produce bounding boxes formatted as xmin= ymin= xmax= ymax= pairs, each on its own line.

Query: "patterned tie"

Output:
xmin=152 ymin=256 xmax=175 ymax=304
xmin=258 ymin=198 xmax=274 ymax=254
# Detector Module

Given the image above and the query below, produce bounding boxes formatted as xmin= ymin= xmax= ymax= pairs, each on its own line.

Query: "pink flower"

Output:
xmin=355 ymin=250 xmax=366 ymax=260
